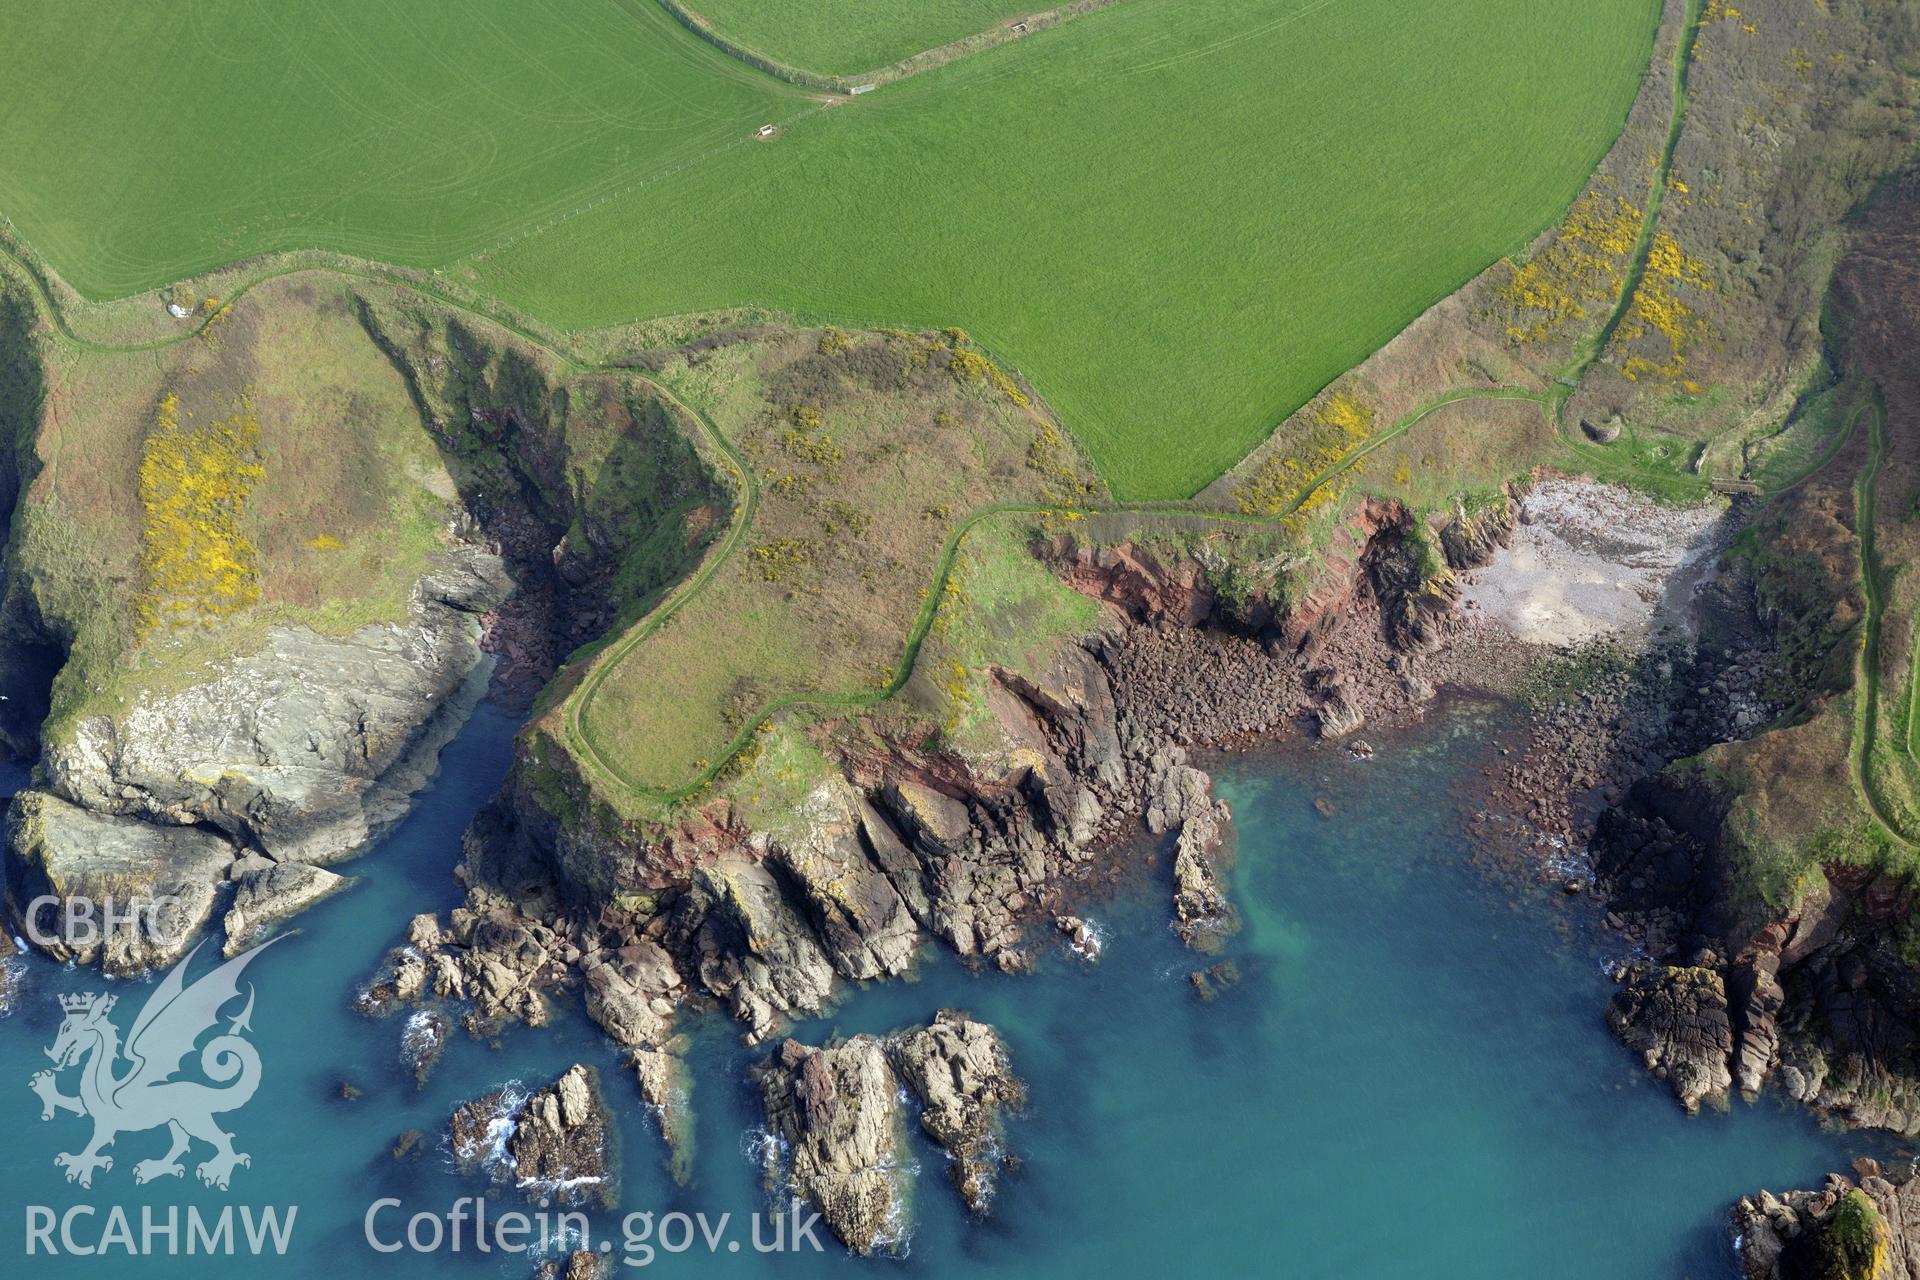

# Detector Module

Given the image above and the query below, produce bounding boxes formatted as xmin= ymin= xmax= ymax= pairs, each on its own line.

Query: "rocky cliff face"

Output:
xmin=1589 ymin=166 xmax=1920 ymax=1136
xmin=39 ymin=547 xmax=510 ymax=863
xmin=5 ymin=545 xmax=507 ymax=973
xmin=0 ymin=280 xmax=723 ymax=975
xmin=367 ymin=488 xmax=1497 ymax=1068
xmin=1598 ymin=785 xmax=1920 ymax=1134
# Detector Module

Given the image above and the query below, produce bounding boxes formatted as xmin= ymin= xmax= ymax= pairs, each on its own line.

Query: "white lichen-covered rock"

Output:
xmin=40 ymin=548 xmax=509 ymax=865
xmin=3 ymin=790 xmax=233 ymax=974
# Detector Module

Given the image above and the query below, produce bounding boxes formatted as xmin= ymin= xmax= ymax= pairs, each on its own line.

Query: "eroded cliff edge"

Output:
xmin=0 ymin=271 xmax=724 ymax=972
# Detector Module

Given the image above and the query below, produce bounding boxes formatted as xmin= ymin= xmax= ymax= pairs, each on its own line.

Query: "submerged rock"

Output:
xmin=631 ymin=1047 xmax=694 ymax=1186
xmin=400 ymin=1008 xmax=450 ymax=1087
xmin=390 ymin=1129 xmax=426 ymax=1162
xmin=1189 ymin=959 xmax=1241 ymax=1001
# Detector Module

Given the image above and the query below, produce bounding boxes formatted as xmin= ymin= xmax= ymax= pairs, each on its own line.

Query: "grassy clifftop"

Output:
xmin=536 ymin=323 xmax=1103 ymax=812
xmin=0 ymin=268 xmax=456 ymax=740
xmin=0 ymin=253 xmax=724 ymax=753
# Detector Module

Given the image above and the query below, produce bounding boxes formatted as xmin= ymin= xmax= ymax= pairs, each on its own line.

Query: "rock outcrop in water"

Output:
xmin=534 ymin=1253 xmax=610 ymax=1280
xmin=363 ymin=497 xmax=1479 ymax=1188
xmin=1606 ymin=963 xmax=1735 ymax=1114
xmin=755 ymin=1035 xmax=909 ymax=1255
xmin=4 ymin=790 xmax=234 ymax=972
xmin=754 ymin=1012 xmax=1022 ymax=1253
xmin=886 ymin=1011 xmax=1023 ymax=1214
xmin=1734 ymin=1164 xmax=1917 ymax=1280
xmin=448 ymin=1064 xmax=613 ymax=1208
xmin=1147 ymin=747 xmax=1237 ymax=951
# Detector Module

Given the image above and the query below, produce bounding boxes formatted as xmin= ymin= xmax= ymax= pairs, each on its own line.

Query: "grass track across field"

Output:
xmin=669 ymin=0 xmax=1049 ymax=79
xmin=0 ymin=0 xmax=1659 ymax=500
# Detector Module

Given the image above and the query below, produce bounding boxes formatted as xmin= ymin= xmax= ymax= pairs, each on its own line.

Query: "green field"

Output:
xmin=0 ymin=0 xmax=1657 ymax=498
xmin=0 ymin=0 xmax=802 ymax=286
xmin=681 ymin=0 xmax=1044 ymax=75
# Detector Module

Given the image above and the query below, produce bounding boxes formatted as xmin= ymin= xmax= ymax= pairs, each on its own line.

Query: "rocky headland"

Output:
xmin=1735 ymin=1163 xmax=1916 ymax=1280
xmin=3 ymin=544 xmax=505 ymax=972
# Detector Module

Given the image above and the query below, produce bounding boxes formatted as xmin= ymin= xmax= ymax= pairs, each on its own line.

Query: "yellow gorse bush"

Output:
xmin=1495 ymin=190 xmax=1643 ymax=344
xmin=1612 ymin=230 xmax=1714 ymax=382
xmin=135 ymin=392 xmax=265 ymax=636
xmin=1232 ymin=390 xmax=1375 ymax=523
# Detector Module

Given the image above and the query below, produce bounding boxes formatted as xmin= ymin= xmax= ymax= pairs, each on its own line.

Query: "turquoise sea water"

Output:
xmin=0 ymin=699 xmax=1881 ymax=1277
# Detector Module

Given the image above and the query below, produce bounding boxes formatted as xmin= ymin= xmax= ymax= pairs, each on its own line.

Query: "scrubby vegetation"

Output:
xmin=1495 ymin=188 xmax=1645 ymax=345
xmin=135 ymin=392 xmax=264 ymax=635
xmin=550 ymin=323 xmax=1103 ymax=808
xmin=0 ymin=241 xmax=765 ymax=812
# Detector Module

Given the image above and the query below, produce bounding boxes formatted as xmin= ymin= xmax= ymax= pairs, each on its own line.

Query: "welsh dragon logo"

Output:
xmin=28 ymin=939 xmax=278 ymax=1190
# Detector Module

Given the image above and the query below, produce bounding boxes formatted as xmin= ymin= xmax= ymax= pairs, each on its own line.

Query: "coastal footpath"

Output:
xmin=0 ymin=0 xmax=1914 ymax=1263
